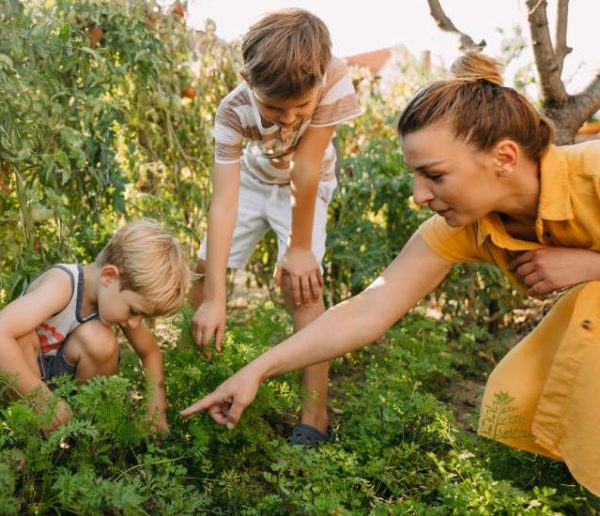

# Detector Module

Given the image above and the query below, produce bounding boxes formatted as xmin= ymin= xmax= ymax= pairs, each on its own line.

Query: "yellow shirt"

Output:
xmin=418 ymin=141 xmax=600 ymax=293
xmin=416 ymin=141 xmax=600 ymax=495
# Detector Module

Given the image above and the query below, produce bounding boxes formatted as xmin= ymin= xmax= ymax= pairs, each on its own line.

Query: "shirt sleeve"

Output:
xmin=417 ymin=215 xmax=483 ymax=263
xmin=213 ymin=100 xmax=243 ymax=164
xmin=309 ymin=57 xmax=363 ymax=128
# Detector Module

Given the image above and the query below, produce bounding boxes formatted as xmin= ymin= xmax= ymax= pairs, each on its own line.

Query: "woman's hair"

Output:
xmin=95 ymin=219 xmax=191 ymax=317
xmin=397 ymin=51 xmax=555 ymax=161
xmin=241 ymin=8 xmax=331 ymax=99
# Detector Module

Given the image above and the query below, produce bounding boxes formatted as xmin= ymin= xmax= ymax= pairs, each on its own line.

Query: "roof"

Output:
xmin=344 ymin=48 xmax=393 ymax=74
xmin=576 ymin=120 xmax=600 ymax=142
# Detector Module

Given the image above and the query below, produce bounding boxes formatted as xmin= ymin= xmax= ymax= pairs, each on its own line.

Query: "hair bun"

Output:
xmin=450 ymin=51 xmax=504 ymax=86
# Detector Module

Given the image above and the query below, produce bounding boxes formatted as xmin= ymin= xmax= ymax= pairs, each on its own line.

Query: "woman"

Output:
xmin=182 ymin=52 xmax=600 ymax=495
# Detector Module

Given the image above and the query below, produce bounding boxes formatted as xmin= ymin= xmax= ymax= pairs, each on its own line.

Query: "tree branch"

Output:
xmin=555 ymin=0 xmax=572 ymax=76
xmin=426 ymin=0 xmax=485 ymax=52
xmin=526 ymin=0 xmax=568 ymax=103
xmin=543 ymin=72 xmax=600 ymax=144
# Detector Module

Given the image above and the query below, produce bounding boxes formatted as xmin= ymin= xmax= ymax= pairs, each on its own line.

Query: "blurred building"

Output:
xmin=575 ymin=119 xmax=600 ymax=142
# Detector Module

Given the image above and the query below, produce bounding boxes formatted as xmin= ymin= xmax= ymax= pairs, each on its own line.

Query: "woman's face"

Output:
xmin=401 ymin=121 xmax=501 ymax=227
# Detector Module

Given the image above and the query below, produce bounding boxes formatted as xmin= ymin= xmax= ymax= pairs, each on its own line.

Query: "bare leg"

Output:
xmin=281 ymin=277 xmax=329 ymax=434
xmin=16 ymin=331 xmax=43 ymax=382
xmin=65 ymin=321 xmax=119 ymax=383
xmin=192 ymin=256 xmax=329 ymax=431
xmin=7 ymin=331 xmax=44 ymax=401
xmin=13 ymin=332 xmax=71 ymax=431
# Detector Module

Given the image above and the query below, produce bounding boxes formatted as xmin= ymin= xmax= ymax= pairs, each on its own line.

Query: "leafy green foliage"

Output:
xmin=0 ymin=0 xmax=240 ymax=302
xmin=0 ymin=1 xmax=591 ymax=512
xmin=0 ymin=306 xmax=592 ymax=513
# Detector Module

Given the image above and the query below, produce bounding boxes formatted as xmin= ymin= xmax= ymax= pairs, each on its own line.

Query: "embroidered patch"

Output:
xmin=478 ymin=390 xmax=533 ymax=440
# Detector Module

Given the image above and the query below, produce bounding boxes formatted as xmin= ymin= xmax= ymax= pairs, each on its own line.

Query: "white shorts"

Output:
xmin=199 ymin=172 xmax=337 ymax=269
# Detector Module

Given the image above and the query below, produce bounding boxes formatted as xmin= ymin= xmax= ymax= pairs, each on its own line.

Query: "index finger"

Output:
xmin=180 ymin=391 xmax=222 ymax=417
xmin=273 ymin=267 xmax=283 ymax=287
xmin=299 ymin=275 xmax=311 ymax=306
xmin=201 ymin=326 xmax=214 ymax=348
xmin=215 ymin=325 xmax=224 ymax=353
xmin=192 ymin=319 xmax=203 ymax=347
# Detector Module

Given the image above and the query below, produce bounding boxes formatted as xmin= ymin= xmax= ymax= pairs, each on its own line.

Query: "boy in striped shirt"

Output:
xmin=188 ymin=8 xmax=361 ymax=446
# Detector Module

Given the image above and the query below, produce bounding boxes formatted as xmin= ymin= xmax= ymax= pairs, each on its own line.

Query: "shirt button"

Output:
xmin=581 ymin=320 xmax=592 ymax=330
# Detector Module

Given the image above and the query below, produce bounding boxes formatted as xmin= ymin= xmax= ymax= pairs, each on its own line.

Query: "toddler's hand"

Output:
xmin=41 ymin=397 xmax=72 ymax=436
xmin=274 ymin=247 xmax=323 ymax=306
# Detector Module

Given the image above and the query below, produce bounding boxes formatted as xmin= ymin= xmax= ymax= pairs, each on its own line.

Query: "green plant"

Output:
xmin=0 ymin=2 xmax=590 ymax=512
xmin=0 ymin=0 xmax=240 ymax=302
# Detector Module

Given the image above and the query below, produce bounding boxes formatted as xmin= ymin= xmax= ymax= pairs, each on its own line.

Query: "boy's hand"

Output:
xmin=145 ymin=401 xmax=170 ymax=435
xmin=274 ymin=247 xmax=323 ymax=306
xmin=192 ymin=299 xmax=227 ymax=354
xmin=41 ymin=397 xmax=72 ymax=436
xmin=152 ymin=414 xmax=170 ymax=436
xmin=510 ymin=247 xmax=600 ymax=296
xmin=145 ymin=413 xmax=169 ymax=447
xmin=180 ymin=364 xmax=261 ymax=428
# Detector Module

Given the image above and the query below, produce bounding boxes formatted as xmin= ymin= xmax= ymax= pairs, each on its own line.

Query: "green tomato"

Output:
xmin=66 ymin=10 xmax=77 ymax=25
xmin=31 ymin=204 xmax=53 ymax=223
xmin=152 ymin=92 xmax=169 ymax=110
xmin=169 ymin=95 xmax=182 ymax=111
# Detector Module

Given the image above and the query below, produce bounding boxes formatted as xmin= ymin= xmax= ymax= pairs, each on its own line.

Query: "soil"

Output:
xmin=446 ymin=378 xmax=486 ymax=432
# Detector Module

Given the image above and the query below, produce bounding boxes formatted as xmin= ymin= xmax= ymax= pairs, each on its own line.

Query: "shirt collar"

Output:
xmin=475 ymin=214 xmax=540 ymax=250
xmin=475 ymin=145 xmax=573 ymax=247
xmin=537 ymin=145 xmax=574 ymax=221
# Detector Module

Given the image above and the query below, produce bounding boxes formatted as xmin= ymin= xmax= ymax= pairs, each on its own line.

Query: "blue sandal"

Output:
xmin=287 ymin=423 xmax=333 ymax=448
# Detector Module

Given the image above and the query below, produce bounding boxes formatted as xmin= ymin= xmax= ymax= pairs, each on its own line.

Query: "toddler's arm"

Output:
xmin=192 ymin=161 xmax=241 ymax=351
xmin=123 ymin=321 xmax=169 ymax=433
xmin=0 ymin=270 xmax=73 ymax=430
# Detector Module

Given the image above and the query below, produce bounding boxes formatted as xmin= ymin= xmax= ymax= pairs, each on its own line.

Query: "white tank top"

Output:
xmin=30 ymin=264 xmax=98 ymax=356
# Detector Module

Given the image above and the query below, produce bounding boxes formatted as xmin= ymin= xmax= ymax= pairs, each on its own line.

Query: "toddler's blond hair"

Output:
xmin=95 ymin=220 xmax=191 ymax=316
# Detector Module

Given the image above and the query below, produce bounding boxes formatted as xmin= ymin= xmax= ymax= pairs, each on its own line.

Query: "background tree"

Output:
xmin=427 ymin=0 xmax=600 ymax=144
xmin=0 ymin=2 xmax=595 ymax=512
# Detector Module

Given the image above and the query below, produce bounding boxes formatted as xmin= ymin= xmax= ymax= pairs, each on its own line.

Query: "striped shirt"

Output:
xmin=213 ymin=57 xmax=362 ymax=184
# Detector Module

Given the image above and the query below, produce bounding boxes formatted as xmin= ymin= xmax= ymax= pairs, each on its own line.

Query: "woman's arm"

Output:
xmin=181 ymin=234 xmax=453 ymax=427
